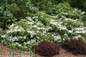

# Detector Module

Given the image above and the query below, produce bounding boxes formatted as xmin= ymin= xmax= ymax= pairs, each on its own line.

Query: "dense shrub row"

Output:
xmin=32 ymin=39 xmax=86 ymax=56
xmin=1 ymin=3 xmax=86 ymax=50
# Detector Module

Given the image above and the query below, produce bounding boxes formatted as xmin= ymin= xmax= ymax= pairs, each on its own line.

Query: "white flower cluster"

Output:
xmin=1 ymin=35 xmax=6 ymax=38
xmin=7 ymin=25 xmax=25 ymax=34
xmin=74 ymin=27 xmax=86 ymax=34
xmin=53 ymin=35 xmax=61 ymax=41
xmin=49 ymin=16 xmax=86 ymax=40
xmin=50 ymin=19 xmax=67 ymax=30
xmin=81 ymin=11 xmax=85 ymax=15
xmin=73 ymin=35 xmax=82 ymax=39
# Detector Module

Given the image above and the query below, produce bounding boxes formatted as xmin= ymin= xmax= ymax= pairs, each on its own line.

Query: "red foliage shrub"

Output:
xmin=32 ymin=40 xmax=60 ymax=56
xmin=61 ymin=39 xmax=86 ymax=55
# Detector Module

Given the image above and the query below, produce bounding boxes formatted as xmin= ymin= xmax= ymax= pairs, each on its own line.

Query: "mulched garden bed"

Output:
xmin=0 ymin=44 xmax=86 ymax=57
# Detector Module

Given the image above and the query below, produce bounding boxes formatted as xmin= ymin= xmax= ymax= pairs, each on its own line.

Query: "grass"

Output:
xmin=0 ymin=40 xmax=3 ymax=52
xmin=0 ymin=47 xmax=3 ymax=52
xmin=8 ymin=47 xmax=37 ymax=57
xmin=8 ymin=51 xmax=37 ymax=57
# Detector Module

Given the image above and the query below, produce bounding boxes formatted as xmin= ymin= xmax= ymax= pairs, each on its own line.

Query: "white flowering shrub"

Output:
xmin=36 ymin=12 xmax=86 ymax=39
xmin=1 ymin=3 xmax=86 ymax=51
xmin=1 ymin=17 xmax=56 ymax=50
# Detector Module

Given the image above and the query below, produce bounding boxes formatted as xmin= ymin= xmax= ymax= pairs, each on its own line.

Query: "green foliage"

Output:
xmin=0 ymin=5 xmax=15 ymax=28
xmin=0 ymin=0 xmax=86 ymax=28
xmin=30 ymin=0 xmax=53 ymax=10
xmin=6 ymin=0 xmax=38 ymax=18
xmin=0 ymin=0 xmax=38 ymax=28
xmin=46 ymin=3 xmax=84 ymax=19
xmin=68 ymin=0 xmax=86 ymax=11
xmin=46 ymin=2 xmax=71 ymax=14
xmin=30 ymin=0 xmax=71 ymax=11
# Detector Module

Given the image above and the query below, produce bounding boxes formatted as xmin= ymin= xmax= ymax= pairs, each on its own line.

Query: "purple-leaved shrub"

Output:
xmin=61 ymin=39 xmax=86 ymax=55
xmin=32 ymin=40 xmax=60 ymax=56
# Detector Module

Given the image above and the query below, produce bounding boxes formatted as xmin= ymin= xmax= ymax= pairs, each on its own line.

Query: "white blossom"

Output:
xmin=1 ymin=35 xmax=6 ymax=38
xmin=73 ymin=35 xmax=81 ymax=39
xmin=9 ymin=24 xmax=15 ymax=28
xmin=68 ymin=30 xmax=73 ymax=33
xmin=26 ymin=17 xmax=33 ymax=22
xmin=27 ymin=22 xmax=34 ymax=24
xmin=53 ymin=35 xmax=61 ymax=41
xmin=81 ymin=12 xmax=85 ymax=15
xmin=18 ymin=44 xmax=21 ymax=46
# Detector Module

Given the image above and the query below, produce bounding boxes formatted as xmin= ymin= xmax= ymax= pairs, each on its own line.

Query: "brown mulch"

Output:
xmin=0 ymin=44 xmax=86 ymax=57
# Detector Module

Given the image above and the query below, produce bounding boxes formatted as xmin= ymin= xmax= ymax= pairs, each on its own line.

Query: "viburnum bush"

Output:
xmin=61 ymin=39 xmax=86 ymax=55
xmin=32 ymin=40 xmax=60 ymax=56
